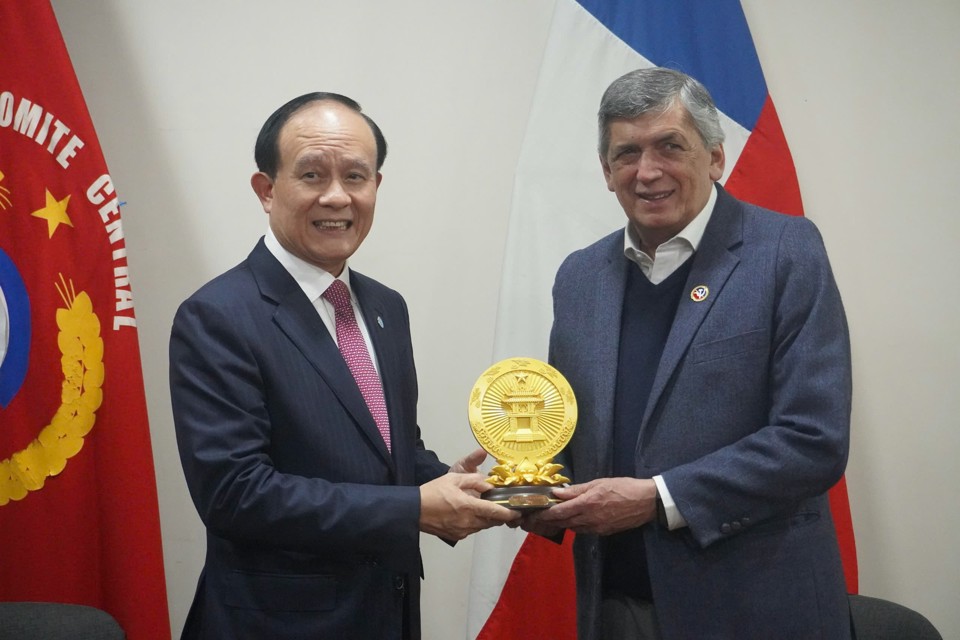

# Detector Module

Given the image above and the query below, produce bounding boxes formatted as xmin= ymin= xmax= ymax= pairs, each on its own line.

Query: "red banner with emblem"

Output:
xmin=0 ymin=2 xmax=170 ymax=637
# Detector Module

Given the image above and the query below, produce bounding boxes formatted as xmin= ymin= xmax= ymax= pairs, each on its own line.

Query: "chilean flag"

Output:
xmin=466 ymin=1 xmax=858 ymax=637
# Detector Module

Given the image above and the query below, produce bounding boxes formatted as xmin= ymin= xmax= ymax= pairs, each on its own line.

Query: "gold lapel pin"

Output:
xmin=690 ymin=285 xmax=709 ymax=302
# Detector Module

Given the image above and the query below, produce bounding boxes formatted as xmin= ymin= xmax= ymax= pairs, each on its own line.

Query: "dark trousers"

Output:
xmin=601 ymin=592 xmax=662 ymax=640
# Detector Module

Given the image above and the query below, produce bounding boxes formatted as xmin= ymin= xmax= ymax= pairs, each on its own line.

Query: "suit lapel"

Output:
xmin=248 ymin=241 xmax=395 ymax=469
xmin=587 ymin=237 xmax=630 ymax=476
xmin=641 ymin=187 xmax=744 ymax=431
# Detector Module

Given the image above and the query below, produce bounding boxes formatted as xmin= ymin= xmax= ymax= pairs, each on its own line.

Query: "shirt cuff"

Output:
xmin=653 ymin=475 xmax=687 ymax=530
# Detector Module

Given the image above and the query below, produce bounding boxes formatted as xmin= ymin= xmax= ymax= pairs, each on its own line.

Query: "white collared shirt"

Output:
xmin=621 ymin=184 xmax=719 ymax=530
xmin=264 ymin=228 xmax=381 ymax=376
xmin=623 ymin=183 xmax=717 ymax=284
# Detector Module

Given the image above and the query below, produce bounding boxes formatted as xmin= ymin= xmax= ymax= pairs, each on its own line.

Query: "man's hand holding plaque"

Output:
xmin=468 ymin=357 xmax=577 ymax=509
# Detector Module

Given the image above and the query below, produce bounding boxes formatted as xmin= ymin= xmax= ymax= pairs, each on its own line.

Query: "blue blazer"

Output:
xmin=170 ymin=239 xmax=448 ymax=640
xmin=550 ymin=187 xmax=852 ymax=639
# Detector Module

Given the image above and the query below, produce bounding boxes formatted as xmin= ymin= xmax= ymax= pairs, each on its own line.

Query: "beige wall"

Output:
xmin=51 ymin=1 xmax=959 ymax=637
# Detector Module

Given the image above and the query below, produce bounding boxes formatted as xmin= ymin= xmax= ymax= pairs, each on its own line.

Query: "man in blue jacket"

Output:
xmin=526 ymin=67 xmax=851 ymax=639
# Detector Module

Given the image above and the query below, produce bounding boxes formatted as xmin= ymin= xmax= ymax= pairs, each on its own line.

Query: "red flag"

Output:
xmin=477 ymin=532 xmax=577 ymax=640
xmin=0 ymin=3 xmax=171 ymax=637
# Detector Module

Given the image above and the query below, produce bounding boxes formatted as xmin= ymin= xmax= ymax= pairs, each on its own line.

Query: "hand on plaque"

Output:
xmin=531 ymin=477 xmax=657 ymax=536
xmin=419 ymin=472 xmax=520 ymax=539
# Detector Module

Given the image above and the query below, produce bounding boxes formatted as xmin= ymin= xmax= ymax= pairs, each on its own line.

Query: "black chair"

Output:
xmin=849 ymin=594 xmax=942 ymax=640
xmin=0 ymin=602 xmax=125 ymax=639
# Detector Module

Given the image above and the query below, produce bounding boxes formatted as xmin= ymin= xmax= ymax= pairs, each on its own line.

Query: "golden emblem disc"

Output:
xmin=468 ymin=357 xmax=577 ymax=475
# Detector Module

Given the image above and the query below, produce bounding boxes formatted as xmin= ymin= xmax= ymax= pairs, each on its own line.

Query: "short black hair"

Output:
xmin=253 ymin=92 xmax=387 ymax=178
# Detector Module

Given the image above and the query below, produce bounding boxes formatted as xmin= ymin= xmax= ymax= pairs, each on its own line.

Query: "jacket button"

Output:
xmin=720 ymin=523 xmax=732 ymax=534
xmin=394 ymin=576 xmax=406 ymax=591
xmin=732 ymin=521 xmax=742 ymax=531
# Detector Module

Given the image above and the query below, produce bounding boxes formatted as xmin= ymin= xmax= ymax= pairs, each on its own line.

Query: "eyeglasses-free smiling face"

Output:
xmin=252 ymin=100 xmax=382 ymax=276
xmin=601 ymin=101 xmax=725 ymax=254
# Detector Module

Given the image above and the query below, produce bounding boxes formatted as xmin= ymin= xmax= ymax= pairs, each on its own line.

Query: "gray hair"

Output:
xmin=598 ymin=67 xmax=725 ymax=156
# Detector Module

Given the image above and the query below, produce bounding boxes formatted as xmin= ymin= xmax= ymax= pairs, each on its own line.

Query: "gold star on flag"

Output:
xmin=31 ymin=189 xmax=73 ymax=238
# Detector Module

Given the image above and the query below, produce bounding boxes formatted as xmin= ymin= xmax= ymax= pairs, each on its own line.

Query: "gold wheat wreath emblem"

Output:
xmin=0 ymin=275 xmax=104 ymax=505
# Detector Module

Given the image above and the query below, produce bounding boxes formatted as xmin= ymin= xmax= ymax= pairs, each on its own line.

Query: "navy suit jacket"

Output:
xmin=550 ymin=187 xmax=852 ymax=639
xmin=170 ymin=239 xmax=448 ymax=640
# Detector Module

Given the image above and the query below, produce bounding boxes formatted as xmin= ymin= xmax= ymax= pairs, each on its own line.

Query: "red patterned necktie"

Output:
xmin=322 ymin=279 xmax=391 ymax=452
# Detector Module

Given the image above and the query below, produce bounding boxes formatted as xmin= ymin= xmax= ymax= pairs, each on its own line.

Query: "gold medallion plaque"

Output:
xmin=468 ymin=357 xmax=577 ymax=509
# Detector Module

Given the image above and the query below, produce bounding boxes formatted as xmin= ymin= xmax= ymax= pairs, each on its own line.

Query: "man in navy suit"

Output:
xmin=526 ymin=68 xmax=852 ymax=639
xmin=170 ymin=92 xmax=518 ymax=640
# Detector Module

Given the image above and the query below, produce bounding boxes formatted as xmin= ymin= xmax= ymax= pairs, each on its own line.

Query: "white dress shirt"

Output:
xmin=264 ymin=228 xmax=382 ymax=377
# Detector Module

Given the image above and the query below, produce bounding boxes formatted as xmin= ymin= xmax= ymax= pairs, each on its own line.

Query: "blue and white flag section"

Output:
xmin=466 ymin=1 xmax=858 ymax=637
